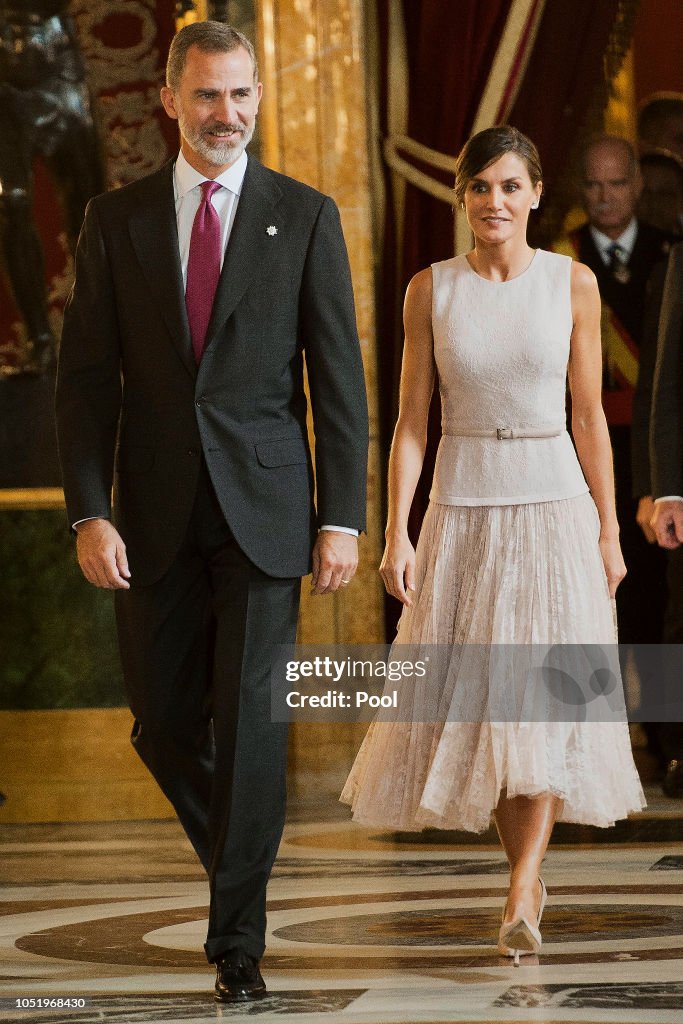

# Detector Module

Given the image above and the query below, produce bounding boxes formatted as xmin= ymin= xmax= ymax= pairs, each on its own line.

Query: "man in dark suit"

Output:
xmin=556 ymin=137 xmax=671 ymax=747
xmin=632 ymin=246 xmax=683 ymax=795
xmin=56 ymin=22 xmax=368 ymax=1002
xmin=651 ymin=241 xmax=683 ymax=796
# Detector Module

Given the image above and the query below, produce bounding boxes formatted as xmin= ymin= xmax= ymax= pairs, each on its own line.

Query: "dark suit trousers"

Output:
xmin=610 ymin=426 xmax=668 ymax=645
xmin=609 ymin=426 xmax=683 ymax=759
xmin=659 ymin=546 xmax=683 ymax=760
xmin=115 ymin=462 xmax=300 ymax=962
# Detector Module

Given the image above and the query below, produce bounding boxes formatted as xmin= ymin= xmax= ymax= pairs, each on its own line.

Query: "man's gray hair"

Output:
xmin=166 ymin=21 xmax=258 ymax=90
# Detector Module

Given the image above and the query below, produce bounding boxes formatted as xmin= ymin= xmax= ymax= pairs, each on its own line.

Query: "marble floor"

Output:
xmin=1 ymin=778 xmax=683 ymax=1024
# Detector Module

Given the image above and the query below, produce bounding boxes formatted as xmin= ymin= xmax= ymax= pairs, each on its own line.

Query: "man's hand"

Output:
xmin=310 ymin=531 xmax=358 ymax=596
xmin=75 ymin=518 xmax=131 ymax=589
xmin=636 ymin=495 xmax=657 ymax=543
xmin=651 ymin=500 xmax=683 ymax=550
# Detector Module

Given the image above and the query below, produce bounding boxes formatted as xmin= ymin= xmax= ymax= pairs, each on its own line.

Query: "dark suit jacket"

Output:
xmin=573 ymin=220 xmax=671 ymax=345
xmin=56 ymin=156 xmax=368 ymax=585
xmin=651 ymin=241 xmax=683 ymax=499
xmin=631 ymin=259 xmax=668 ymax=497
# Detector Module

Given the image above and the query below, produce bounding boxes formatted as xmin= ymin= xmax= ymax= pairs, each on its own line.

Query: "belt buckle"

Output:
xmin=496 ymin=427 xmax=513 ymax=440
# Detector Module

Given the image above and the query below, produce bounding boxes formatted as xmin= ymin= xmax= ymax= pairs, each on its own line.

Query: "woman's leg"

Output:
xmin=494 ymin=791 xmax=561 ymax=923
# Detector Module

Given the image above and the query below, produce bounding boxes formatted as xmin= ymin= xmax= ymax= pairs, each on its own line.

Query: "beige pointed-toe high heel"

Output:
xmin=498 ymin=877 xmax=547 ymax=966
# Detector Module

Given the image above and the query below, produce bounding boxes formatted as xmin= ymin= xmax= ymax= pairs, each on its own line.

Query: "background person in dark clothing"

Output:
xmin=638 ymin=93 xmax=683 ymax=160
xmin=632 ymin=244 xmax=683 ymax=796
xmin=650 ymin=241 xmax=683 ymax=797
xmin=556 ymin=136 xmax=671 ymax=775
xmin=638 ymin=149 xmax=683 ymax=238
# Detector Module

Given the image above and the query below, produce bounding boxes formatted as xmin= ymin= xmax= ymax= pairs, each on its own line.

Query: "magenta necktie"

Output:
xmin=186 ymin=180 xmax=222 ymax=364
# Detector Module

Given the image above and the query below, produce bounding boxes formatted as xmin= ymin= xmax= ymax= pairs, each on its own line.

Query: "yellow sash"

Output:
xmin=553 ymin=235 xmax=638 ymax=387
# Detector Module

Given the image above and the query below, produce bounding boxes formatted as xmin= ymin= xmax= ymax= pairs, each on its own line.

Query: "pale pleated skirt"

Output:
xmin=340 ymin=494 xmax=646 ymax=833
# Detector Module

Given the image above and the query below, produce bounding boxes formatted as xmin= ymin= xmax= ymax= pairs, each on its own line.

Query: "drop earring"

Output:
xmin=531 ymin=200 xmax=539 ymax=210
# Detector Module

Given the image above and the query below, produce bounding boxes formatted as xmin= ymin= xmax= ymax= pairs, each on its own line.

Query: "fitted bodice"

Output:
xmin=430 ymin=249 xmax=589 ymax=505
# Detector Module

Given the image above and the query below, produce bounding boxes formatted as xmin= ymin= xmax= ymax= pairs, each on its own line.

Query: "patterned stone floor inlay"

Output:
xmin=2 ymin=781 xmax=683 ymax=1023
xmin=651 ymin=855 xmax=683 ymax=871
xmin=272 ymin=902 xmax=683 ymax=948
xmin=1 ymin=991 xmax=365 ymax=1022
xmin=384 ymin=818 xmax=683 ymax=844
xmin=494 ymin=982 xmax=683 ymax=1009
xmin=272 ymin=857 xmax=508 ymax=878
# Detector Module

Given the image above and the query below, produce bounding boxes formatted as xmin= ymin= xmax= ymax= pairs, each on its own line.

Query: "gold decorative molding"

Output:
xmin=0 ymin=488 xmax=65 ymax=511
xmin=267 ymin=0 xmax=384 ymax=654
xmin=383 ymin=137 xmax=456 ymax=206
xmin=389 ymin=134 xmax=457 ymax=174
xmin=256 ymin=0 xmax=280 ymax=170
xmin=386 ymin=0 xmax=409 ymax=270
xmin=605 ymin=46 xmax=636 ymax=142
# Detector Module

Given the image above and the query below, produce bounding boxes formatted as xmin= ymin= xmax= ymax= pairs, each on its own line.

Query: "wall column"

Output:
xmin=258 ymin=0 xmax=384 ymax=778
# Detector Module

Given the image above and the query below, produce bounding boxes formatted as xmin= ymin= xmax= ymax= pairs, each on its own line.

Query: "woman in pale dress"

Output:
xmin=341 ymin=126 xmax=645 ymax=962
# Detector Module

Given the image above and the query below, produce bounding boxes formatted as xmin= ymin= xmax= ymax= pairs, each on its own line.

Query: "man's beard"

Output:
xmin=179 ymin=115 xmax=255 ymax=166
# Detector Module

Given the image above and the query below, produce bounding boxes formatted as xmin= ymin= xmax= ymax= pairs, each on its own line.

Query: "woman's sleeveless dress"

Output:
xmin=341 ymin=250 xmax=646 ymax=833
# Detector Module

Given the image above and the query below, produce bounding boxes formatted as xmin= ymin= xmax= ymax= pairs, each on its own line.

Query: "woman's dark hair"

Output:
xmin=454 ymin=125 xmax=543 ymax=204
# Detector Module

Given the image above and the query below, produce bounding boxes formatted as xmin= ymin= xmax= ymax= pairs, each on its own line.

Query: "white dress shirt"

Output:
xmin=75 ymin=150 xmax=357 ymax=537
xmin=589 ymin=217 xmax=638 ymax=266
xmin=174 ymin=149 xmax=247 ymax=286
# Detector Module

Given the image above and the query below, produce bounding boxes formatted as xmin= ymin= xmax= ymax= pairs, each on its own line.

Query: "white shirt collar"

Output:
xmin=174 ymin=149 xmax=248 ymax=198
xmin=589 ymin=217 xmax=638 ymax=261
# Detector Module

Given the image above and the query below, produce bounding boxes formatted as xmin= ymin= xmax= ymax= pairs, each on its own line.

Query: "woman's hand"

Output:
xmin=380 ymin=532 xmax=417 ymax=605
xmin=599 ymin=534 xmax=626 ymax=597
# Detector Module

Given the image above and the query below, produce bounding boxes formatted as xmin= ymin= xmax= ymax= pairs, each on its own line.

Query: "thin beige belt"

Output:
xmin=444 ymin=426 xmax=564 ymax=440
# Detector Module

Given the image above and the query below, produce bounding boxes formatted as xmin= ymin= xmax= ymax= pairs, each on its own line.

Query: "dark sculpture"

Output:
xmin=0 ymin=1 xmax=104 ymax=373
xmin=208 ymin=2 xmax=231 ymax=18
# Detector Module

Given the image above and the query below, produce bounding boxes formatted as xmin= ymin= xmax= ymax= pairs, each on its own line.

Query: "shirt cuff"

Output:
xmin=73 ymin=516 xmax=106 ymax=530
xmin=73 ymin=517 xmax=359 ymax=537
xmin=654 ymin=496 xmax=683 ymax=504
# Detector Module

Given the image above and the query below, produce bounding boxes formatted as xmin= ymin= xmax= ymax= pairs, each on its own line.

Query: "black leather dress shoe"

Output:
xmin=662 ymin=759 xmax=683 ymax=798
xmin=214 ymin=951 xmax=266 ymax=1002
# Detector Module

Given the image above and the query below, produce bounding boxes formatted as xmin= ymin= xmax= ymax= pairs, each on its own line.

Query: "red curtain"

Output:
xmin=509 ymin=0 xmax=631 ymax=246
xmin=401 ymin=2 xmax=510 ymax=277
xmin=633 ymin=0 xmax=683 ymax=101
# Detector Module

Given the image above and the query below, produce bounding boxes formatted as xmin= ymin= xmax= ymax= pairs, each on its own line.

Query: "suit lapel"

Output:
xmin=202 ymin=157 xmax=283 ymax=356
xmin=128 ymin=160 xmax=196 ymax=380
xmin=577 ymin=226 xmax=604 ymax=277
xmin=628 ymin=222 xmax=649 ymax=271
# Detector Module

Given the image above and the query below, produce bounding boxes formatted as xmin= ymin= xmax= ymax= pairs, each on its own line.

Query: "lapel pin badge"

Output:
xmin=266 ymin=225 xmax=278 ymax=236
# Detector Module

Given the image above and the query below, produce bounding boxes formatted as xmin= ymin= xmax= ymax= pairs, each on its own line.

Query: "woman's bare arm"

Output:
xmin=380 ymin=268 xmax=436 ymax=605
xmin=568 ymin=260 xmax=625 ymax=596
